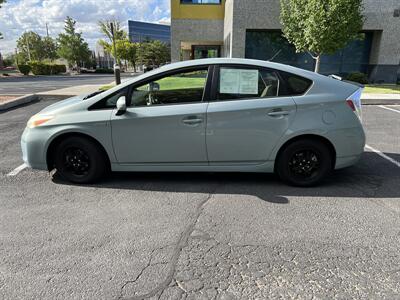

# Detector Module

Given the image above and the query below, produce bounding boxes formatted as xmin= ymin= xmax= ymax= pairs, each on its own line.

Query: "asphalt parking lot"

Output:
xmin=1 ymin=98 xmax=399 ymax=299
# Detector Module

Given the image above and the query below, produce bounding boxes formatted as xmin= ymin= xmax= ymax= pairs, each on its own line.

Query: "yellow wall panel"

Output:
xmin=171 ymin=0 xmax=225 ymax=20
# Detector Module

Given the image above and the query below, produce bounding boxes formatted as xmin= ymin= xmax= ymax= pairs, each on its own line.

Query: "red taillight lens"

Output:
xmin=346 ymin=99 xmax=356 ymax=111
xmin=346 ymin=88 xmax=363 ymax=121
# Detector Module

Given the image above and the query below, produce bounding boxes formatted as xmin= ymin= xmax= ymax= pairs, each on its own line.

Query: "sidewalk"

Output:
xmin=37 ymin=84 xmax=105 ymax=97
xmin=361 ymin=93 xmax=400 ymax=105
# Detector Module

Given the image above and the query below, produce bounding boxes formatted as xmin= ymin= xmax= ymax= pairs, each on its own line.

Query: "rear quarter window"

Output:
xmin=279 ymin=71 xmax=312 ymax=96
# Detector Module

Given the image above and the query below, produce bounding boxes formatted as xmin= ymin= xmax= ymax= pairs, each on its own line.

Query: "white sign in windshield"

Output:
xmin=220 ymin=68 xmax=259 ymax=95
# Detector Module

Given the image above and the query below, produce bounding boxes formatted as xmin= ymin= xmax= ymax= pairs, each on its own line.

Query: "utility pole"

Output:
xmin=46 ymin=23 xmax=49 ymax=38
xmin=110 ymin=22 xmax=121 ymax=85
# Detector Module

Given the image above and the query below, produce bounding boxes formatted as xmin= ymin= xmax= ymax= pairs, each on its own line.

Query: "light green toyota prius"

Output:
xmin=22 ymin=58 xmax=365 ymax=186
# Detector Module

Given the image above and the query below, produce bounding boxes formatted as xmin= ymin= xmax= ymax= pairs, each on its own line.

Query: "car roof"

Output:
xmin=151 ymin=58 xmax=318 ymax=79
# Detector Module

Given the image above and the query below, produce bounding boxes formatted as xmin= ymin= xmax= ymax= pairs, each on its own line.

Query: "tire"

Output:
xmin=54 ymin=136 xmax=108 ymax=184
xmin=276 ymin=139 xmax=333 ymax=187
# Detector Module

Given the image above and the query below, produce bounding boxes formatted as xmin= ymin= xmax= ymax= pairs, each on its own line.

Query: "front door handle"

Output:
xmin=267 ymin=110 xmax=290 ymax=117
xmin=182 ymin=116 xmax=203 ymax=125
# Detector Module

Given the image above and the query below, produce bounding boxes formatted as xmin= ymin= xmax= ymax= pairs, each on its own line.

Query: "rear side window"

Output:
xmin=278 ymin=71 xmax=312 ymax=96
xmin=217 ymin=67 xmax=280 ymax=101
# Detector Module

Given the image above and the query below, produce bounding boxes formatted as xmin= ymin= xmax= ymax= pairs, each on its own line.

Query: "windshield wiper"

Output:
xmin=83 ymin=90 xmax=103 ymax=100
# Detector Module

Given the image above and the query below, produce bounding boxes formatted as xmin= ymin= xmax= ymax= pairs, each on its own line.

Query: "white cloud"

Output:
xmin=0 ymin=0 xmax=170 ymax=55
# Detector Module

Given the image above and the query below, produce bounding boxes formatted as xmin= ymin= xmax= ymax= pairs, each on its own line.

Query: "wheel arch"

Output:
xmin=273 ymin=134 xmax=337 ymax=172
xmin=46 ymin=132 xmax=111 ymax=171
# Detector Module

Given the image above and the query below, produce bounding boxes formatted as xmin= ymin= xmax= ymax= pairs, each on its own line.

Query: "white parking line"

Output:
xmin=365 ymin=145 xmax=400 ymax=168
xmin=7 ymin=163 xmax=28 ymax=176
xmin=378 ymin=105 xmax=400 ymax=114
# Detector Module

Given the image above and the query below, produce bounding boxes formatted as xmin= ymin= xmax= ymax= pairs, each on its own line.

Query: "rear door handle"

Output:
xmin=267 ymin=110 xmax=290 ymax=117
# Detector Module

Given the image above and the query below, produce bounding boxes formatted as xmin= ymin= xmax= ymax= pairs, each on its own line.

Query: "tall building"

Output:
xmin=128 ymin=20 xmax=171 ymax=44
xmin=171 ymin=0 xmax=400 ymax=83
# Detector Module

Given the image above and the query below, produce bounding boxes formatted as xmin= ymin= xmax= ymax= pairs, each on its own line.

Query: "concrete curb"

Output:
xmin=362 ymin=99 xmax=400 ymax=105
xmin=0 ymin=94 xmax=39 ymax=111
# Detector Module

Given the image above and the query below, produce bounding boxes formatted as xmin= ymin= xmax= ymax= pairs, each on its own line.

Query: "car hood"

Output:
xmin=38 ymin=95 xmax=85 ymax=114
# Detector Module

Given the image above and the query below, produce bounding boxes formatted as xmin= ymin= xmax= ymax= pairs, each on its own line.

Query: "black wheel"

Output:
xmin=54 ymin=136 xmax=108 ymax=183
xmin=276 ymin=139 xmax=333 ymax=187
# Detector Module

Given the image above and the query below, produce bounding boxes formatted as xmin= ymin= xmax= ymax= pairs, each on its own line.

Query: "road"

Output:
xmin=0 ymin=100 xmax=399 ymax=299
xmin=0 ymin=74 xmax=133 ymax=95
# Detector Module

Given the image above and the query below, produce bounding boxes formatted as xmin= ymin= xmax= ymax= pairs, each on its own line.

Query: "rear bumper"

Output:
xmin=329 ymin=125 xmax=365 ymax=170
xmin=335 ymin=154 xmax=362 ymax=170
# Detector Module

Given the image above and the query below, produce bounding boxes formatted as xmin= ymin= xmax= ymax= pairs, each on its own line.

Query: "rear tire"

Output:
xmin=276 ymin=139 xmax=332 ymax=187
xmin=54 ymin=136 xmax=107 ymax=184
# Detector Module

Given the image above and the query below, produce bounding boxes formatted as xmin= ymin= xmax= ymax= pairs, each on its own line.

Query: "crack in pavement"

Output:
xmin=120 ymin=188 xmax=217 ymax=300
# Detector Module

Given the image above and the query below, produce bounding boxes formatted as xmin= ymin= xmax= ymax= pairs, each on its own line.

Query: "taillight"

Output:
xmin=346 ymin=88 xmax=363 ymax=121
xmin=346 ymin=100 xmax=356 ymax=111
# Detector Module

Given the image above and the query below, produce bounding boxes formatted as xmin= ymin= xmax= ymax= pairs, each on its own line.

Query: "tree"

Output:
xmin=57 ymin=16 xmax=91 ymax=70
xmin=16 ymin=32 xmax=58 ymax=63
xmin=111 ymin=39 xmax=138 ymax=71
xmin=0 ymin=0 xmax=5 ymax=39
xmin=42 ymin=37 xmax=59 ymax=61
xmin=280 ymin=0 xmax=364 ymax=72
xmin=16 ymin=31 xmax=44 ymax=61
xmin=137 ymin=40 xmax=170 ymax=68
xmin=125 ymin=41 xmax=138 ymax=72
xmin=98 ymin=20 xmax=126 ymax=64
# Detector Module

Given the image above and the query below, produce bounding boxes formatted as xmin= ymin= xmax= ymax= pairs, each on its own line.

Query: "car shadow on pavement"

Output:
xmin=52 ymin=152 xmax=400 ymax=203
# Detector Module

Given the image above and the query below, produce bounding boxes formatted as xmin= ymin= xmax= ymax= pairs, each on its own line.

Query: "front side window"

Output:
xmin=217 ymin=67 xmax=280 ymax=101
xmin=130 ymin=68 xmax=209 ymax=107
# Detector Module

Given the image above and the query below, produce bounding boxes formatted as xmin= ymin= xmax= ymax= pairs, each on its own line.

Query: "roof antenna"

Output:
xmin=268 ymin=49 xmax=282 ymax=61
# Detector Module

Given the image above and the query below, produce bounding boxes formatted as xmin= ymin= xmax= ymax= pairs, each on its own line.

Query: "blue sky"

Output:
xmin=0 ymin=0 xmax=170 ymax=55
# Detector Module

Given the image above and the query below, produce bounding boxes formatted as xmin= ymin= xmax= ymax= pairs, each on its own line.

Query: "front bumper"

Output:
xmin=21 ymin=127 xmax=48 ymax=170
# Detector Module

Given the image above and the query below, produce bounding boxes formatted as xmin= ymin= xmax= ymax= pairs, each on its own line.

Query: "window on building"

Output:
xmin=130 ymin=67 xmax=209 ymax=106
xmin=180 ymin=0 xmax=222 ymax=4
xmin=245 ymin=30 xmax=373 ymax=77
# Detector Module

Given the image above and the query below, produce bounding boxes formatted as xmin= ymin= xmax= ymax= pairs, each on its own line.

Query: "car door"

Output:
xmin=111 ymin=66 xmax=211 ymax=164
xmin=206 ymin=65 xmax=298 ymax=164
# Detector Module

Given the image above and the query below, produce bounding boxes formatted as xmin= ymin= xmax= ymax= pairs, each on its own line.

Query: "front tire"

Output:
xmin=54 ymin=136 xmax=107 ymax=184
xmin=276 ymin=139 xmax=333 ymax=187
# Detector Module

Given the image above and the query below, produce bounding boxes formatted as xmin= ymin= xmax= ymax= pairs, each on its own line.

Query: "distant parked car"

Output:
xmin=22 ymin=58 xmax=365 ymax=186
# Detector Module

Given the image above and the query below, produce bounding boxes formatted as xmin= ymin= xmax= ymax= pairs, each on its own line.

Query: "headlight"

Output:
xmin=27 ymin=115 xmax=54 ymax=128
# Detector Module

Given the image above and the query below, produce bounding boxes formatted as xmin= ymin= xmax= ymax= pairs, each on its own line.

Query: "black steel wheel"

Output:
xmin=54 ymin=136 xmax=107 ymax=183
xmin=276 ymin=139 xmax=333 ymax=187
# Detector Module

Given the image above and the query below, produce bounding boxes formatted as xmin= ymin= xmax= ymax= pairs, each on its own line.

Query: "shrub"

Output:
xmin=18 ymin=64 xmax=31 ymax=75
xmin=28 ymin=62 xmax=66 ymax=75
xmin=51 ymin=64 xmax=66 ymax=74
xmin=94 ymin=68 xmax=114 ymax=74
xmin=30 ymin=61 xmax=51 ymax=75
xmin=346 ymin=72 xmax=369 ymax=84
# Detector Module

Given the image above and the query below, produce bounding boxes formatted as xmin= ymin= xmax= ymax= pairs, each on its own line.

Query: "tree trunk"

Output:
xmin=314 ymin=55 xmax=321 ymax=73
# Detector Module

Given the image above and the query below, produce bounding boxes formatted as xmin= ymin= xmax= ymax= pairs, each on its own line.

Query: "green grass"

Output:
xmin=363 ymin=84 xmax=400 ymax=94
xmin=100 ymin=77 xmax=205 ymax=92
xmin=99 ymin=84 xmax=115 ymax=91
xmin=156 ymin=76 xmax=205 ymax=90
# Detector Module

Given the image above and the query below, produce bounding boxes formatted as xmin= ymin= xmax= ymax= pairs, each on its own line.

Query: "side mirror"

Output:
xmin=116 ymin=96 xmax=126 ymax=116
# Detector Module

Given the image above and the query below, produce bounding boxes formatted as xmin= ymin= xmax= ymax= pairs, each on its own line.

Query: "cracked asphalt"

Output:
xmin=0 ymin=98 xmax=399 ymax=299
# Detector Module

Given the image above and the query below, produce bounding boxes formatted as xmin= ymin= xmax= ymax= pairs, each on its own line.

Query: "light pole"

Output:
xmin=110 ymin=22 xmax=121 ymax=85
